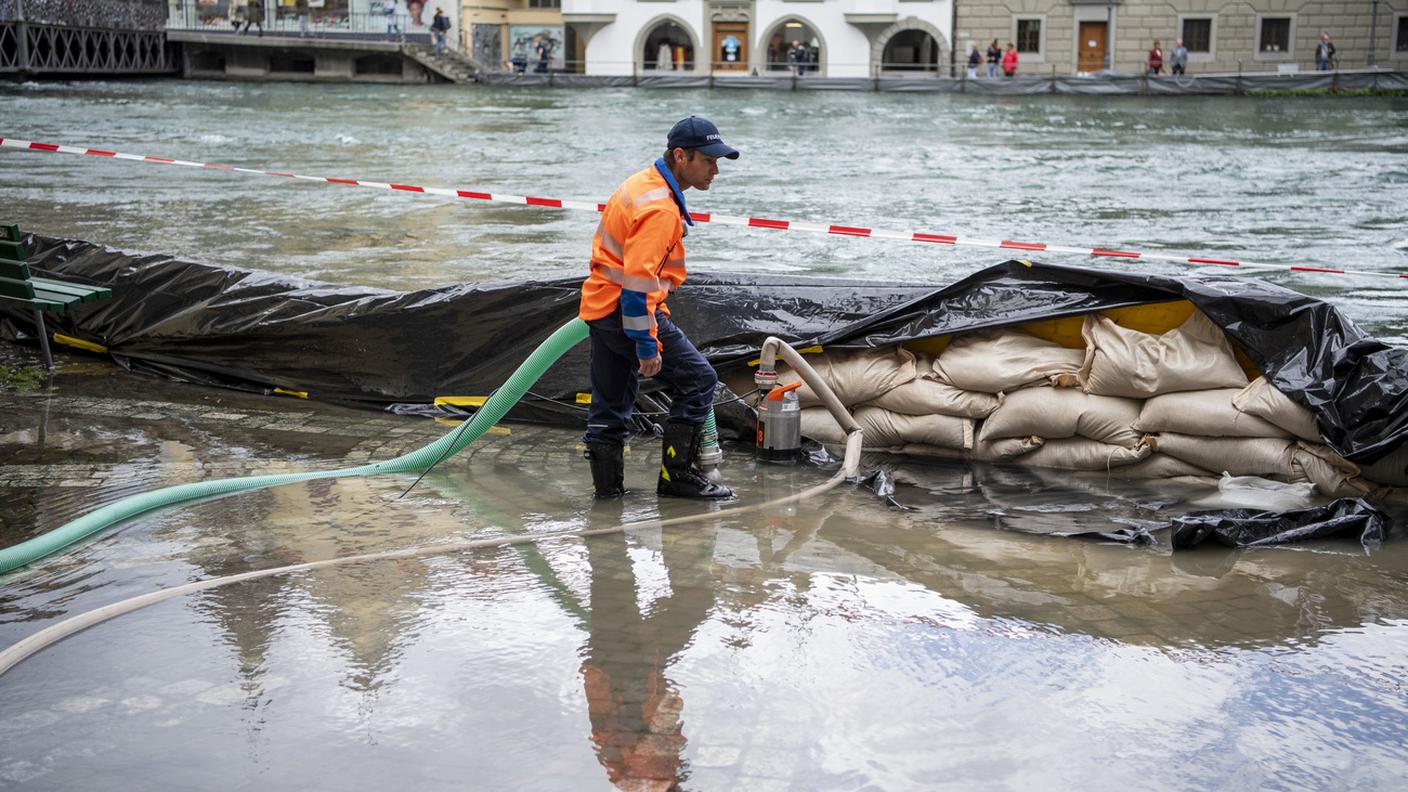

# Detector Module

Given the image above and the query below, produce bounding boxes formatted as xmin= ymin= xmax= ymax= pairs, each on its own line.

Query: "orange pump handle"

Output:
xmin=767 ymin=381 xmax=803 ymax=401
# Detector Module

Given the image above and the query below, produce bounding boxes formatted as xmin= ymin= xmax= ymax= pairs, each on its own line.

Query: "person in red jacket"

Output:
xmin=579 ymin=117 xmax=739 ymax=501
xmin=1001 ymin=42 xmax=1018 ymax=77
xmin=1148 ymin=40 xmax=1164 ymax=75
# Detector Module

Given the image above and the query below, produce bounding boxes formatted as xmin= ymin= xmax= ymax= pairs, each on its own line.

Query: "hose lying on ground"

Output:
xmin=0 ymin=333 xmax=863 ymax=677
xmin=0 ymin=319 xmax=591 ymax=575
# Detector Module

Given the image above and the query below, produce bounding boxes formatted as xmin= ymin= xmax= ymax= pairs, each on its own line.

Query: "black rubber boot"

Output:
xmin=585 ymin=441 xmax=627 ymax=500
xmin=657 ymin=421 xmax=734 ymax=499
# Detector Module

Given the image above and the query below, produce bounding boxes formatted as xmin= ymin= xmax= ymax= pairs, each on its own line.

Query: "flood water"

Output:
xmin=2 ymin=79 xmax=1407 ymax=339
xmin=3 ymin=81 xmax=1408 ymax=789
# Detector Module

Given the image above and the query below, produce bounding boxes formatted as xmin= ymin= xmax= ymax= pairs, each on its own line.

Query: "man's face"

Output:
xmin=677 ymin=149 xmax=720 ymax=191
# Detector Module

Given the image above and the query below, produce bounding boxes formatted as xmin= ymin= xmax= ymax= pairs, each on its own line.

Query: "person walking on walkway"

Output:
xmin=383 ymin=1 xmax=402 ymax=42
xmin=431 ymin=7 xmax=451 ymax=54
xmin=295 ymin=0 xmax=311 ymax=37
xmin=1147 ymin=40 xmax=1164 ymax=75
xmin=579 ymin=116 xmax=740 ymax=501
xmin=1316 ymin=33 xmax=1336 ymax=71
xmin=986 ymin=39 xmax=1001 ymax=78
xmin=966 ymin=43 xmax=981 ymax=79
xmin=239 ymin=0 xmax=264 ymax=37
xmin=1170 ymin=38 xmax=1188 ymax=75
xmin=1001 ymin=42 xmax=1018 ymax=77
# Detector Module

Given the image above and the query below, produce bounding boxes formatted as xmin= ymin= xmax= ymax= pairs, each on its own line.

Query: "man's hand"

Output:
xmin=638 ymin=356 xmax=662 ymax=377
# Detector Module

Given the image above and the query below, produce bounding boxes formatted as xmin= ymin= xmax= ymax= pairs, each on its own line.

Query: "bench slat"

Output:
xmin=0 ymin=240 xmax=24 ymax=262
xmin=29 ymin=277 xmax=111 ymax=302
xmin=30 ymin=284 xmax=87 ymax=308
xmin=0 ymin=275 xmax=36 ymax=300
xmin=0 ymin=292 xmax=67 ymax=311
xmin=0 ymin=224 xmax=19 ymax=243
xmin=0 ymin=258 xmax=29 ymax=280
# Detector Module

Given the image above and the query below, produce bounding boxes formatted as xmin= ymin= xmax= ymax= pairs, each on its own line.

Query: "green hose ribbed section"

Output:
xmin=0 ymin=319 xmax=591 ymax=575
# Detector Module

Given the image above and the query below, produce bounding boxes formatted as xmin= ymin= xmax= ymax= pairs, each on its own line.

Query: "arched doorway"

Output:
xmin=760 ymin=17 xmax=824 ymax=75
xmin=638 ymin=18 xmax=697 ymax=72
xmin=880 ymin=29 xmax=942 ymax=74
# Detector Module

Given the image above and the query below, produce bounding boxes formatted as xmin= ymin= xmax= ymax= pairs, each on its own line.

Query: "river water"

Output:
xmin=2 ymin=80 xmax=1408 ymax=790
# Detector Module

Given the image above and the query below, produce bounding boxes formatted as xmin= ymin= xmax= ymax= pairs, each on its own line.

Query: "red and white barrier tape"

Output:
xmin=3 ymin=136 xmax=1404 ymax=280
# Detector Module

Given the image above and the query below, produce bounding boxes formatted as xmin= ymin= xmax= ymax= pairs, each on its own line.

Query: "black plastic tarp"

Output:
xmin=1170 ymin=498 xmax=1390 ymax=551
xmin=2 ymin=233 xmax=1405 ymax=464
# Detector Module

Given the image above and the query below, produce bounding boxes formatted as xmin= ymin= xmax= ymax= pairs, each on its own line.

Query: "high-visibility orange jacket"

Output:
xmin=579 ymin=159 xmax=692 ymax=359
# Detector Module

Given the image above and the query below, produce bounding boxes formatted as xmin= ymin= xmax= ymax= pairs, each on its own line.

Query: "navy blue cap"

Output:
xmin=666 ymin=116 xmax=740 ymax=160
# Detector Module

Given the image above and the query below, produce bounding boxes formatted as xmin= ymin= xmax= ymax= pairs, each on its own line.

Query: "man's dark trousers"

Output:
xmin=584 ymin=309 xmax=717 ymax=446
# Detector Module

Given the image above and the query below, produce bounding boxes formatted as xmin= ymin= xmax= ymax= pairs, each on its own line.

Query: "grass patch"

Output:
xmin=0 ymin=363 xmax=50 ymax=392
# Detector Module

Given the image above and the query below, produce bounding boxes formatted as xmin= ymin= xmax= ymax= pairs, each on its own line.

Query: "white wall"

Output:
xmin=566 ymin=0 xmax=953 ymax=78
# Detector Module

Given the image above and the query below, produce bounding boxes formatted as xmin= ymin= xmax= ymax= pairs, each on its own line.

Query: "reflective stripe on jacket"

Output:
xmin=579 ymin=160 xmax=691 ymax=359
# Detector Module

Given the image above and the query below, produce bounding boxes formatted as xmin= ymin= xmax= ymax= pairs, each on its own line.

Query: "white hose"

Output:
xmin=0 ymin=337 xmax=862 ymax=678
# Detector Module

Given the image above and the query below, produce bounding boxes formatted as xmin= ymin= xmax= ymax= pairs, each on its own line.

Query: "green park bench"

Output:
xmin=0 ymin=223 xmax=112 ymax=370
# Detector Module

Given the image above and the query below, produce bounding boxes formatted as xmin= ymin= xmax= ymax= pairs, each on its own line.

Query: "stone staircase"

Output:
xmin=404 ymin=44 xmax=480 ymax=84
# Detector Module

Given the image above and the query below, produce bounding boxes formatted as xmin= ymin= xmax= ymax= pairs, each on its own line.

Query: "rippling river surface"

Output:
xmin=2 ymin=81 xmax=1408 ymax=790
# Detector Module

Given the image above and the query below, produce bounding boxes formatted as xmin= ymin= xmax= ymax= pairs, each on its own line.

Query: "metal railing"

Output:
xmin=3 ymin=0 xmax=168 ymax=29
xmin=166 ymin=3 xmax=436 ymax=42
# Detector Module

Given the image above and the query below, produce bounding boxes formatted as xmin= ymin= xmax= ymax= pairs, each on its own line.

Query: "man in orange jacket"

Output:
xmin=580 ymin=116 xmax=738 ymax=500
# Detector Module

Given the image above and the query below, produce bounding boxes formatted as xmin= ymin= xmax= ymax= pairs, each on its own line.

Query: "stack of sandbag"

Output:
xmin=786 ymin=346 xmax=997 ymax=455
xmin=756 ymin=312 xmax=1401 ymax=496
xmin=1079 ymin=310 xmax=1385 ymax=496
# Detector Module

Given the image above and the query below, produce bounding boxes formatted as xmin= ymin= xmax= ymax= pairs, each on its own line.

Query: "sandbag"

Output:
xmin=864 ymin=378 xmax=1001 ymax=418
xmin=900 ymin=435 xmax=1044 ymax=462
xmin=1134 ymin=388 xmax=1289 ymax=438
xmin=1146 ymin=433 xmax=1297 ymax=477
xmin=1117 ymin=454 xmax=1217 ymax=479
xmin=977 ymin=387 xmax=1142 ymax=448
xmin=1358 ymin=441 xmax=1408 ymax=486
xmin=800 ymin=407 xmax=971 ymax=450
xmin=1016 ymin=437 xmax=1151 ymax=471
xmin=1291 ymin=445 xmax=1370 ymax=498
xmin=779 ymin=347 xmax=917 ymax=407
xmin=1079 ymin=309 xmax=1248 ymax=398
xmin=1231 ymin=377 xmax=1322 ymax=442
xmin=933 ymin=329 xmax=1085 ymax=394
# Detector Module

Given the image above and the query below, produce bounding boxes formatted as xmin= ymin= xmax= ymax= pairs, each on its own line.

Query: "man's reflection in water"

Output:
xmin=580 ymin=518 xmax=717 ymax=792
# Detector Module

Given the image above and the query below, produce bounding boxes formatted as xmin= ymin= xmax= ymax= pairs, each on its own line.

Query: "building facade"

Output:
xmin=955 ymin=0 xmax=1408 ymax=76
xmin=560 ymin=0 xmax=955 ymax=78
xmin=460 ymin=0 xmax=568 ymax=71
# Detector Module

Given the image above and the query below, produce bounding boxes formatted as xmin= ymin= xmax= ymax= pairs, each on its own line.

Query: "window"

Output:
xmin=1016 ymin=19 xmax=1041 ymax=54
xmin=1182 ymin=18 xmax=1211 ymax=53
xmin=1259 ymin=17 xmax=1291 ymax=53
xmin=1397 ymin=15 xmax=1408 ymax=52
xmin=528 ymin=0 xmax=560 ymax=9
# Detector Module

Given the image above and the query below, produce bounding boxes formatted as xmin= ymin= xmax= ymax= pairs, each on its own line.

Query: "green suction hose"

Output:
xmin=0 ymin=318 xmax=592 ymax=575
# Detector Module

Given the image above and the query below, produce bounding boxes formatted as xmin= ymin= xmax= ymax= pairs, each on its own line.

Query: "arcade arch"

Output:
xmin=758 ymin=16 xmax=825 ymax=75
xmin=636 ymin=16 xmax=700 ymax=73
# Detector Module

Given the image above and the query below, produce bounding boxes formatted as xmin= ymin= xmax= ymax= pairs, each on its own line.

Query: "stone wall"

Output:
xmin=956 ymin=0 xmax=1408 ymax=75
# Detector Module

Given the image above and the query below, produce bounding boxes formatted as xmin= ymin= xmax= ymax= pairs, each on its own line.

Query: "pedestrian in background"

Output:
xmin=986 ymin=39 xmax=1001 ymax=78
xmin=239 ymin=0 xmax=263 ymax=37
xmin=1147 ymin=40 xmax=1163 ymax=75
xmin=966 ymin=43 xmax=981 ymax=79
xmin=431 ymin=7 xmax=451 ymax=54
xmin=296 ymin=0 xmax=311 ymax=38
xmin=1170 ymin=38 xmax=1188 ymax=75
xmin=383 ymin=1 xmax=402 ymax=42
xmin=1316 ymin=33 xmax=1336 ymax=71
xmin=1001 ymin=42 xmax=1018 ymax=77
xmin=534 ymin=35 xmax=551 ymax=73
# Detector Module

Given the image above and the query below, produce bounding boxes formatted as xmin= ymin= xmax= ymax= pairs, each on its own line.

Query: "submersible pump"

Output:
xmin=754 ymin=369 xmax=802 ymax=463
